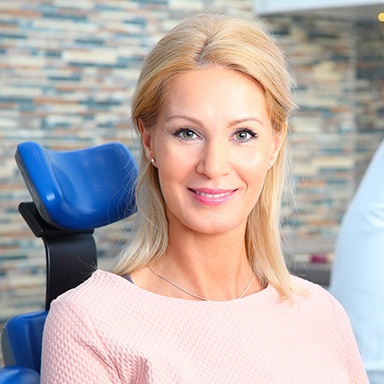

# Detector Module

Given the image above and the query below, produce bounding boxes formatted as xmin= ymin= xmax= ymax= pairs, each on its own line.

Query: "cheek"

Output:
xmin=155 ymin=139 xmax=183 ymax=164
xmin=239 ymin=151 xmax=270 ymax=177
xmin=241 ymin=159 xmax=270 ymax=195
xmin=156 ymin=145 xmax=197 ymax=178
xmin=156 ymin=163 xmax=185 ymax=203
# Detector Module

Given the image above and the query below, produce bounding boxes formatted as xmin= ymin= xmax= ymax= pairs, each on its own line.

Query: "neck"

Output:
xmin=154 ymin=225 xmax=258 ymax=301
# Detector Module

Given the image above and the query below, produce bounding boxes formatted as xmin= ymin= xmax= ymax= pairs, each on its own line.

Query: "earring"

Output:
xmin=150 ymin=158 xmax=156 ymax=165
xmin=269 ymin=161 xmax=273 ymax=168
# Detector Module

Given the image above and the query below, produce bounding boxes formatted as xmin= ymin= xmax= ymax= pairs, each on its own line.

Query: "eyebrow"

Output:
xmin=229 ymin=117 xmax=264 ymax=127
xmin=165 ymin=115 xmax=264 ymax=127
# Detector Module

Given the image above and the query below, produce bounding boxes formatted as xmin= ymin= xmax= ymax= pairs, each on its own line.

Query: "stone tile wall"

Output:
xmin=266 ymin=14 xmax=384 ymax=254
xmin=0 ymin=0 xmax=383 ymax=364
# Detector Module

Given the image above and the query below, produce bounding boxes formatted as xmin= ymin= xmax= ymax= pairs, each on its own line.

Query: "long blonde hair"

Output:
xmin=113 ymin=13 xmax=297 ymax=297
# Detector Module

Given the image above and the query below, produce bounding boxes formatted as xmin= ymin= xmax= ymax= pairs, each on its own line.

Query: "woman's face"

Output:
xmin=141 ymin=66 xmax=285 ymax=236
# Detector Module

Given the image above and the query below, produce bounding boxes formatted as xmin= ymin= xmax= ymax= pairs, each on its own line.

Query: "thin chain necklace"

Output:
xmin=148 ymin=265 xmax=254 ymax=301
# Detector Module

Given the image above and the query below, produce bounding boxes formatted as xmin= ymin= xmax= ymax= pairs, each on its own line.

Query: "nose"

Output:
xmin=195 ymin=139 xmax=231 ymax=179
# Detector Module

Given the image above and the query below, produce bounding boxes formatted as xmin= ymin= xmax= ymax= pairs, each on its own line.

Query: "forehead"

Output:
xmin=160 ymin=67 xmax=269 ymax=122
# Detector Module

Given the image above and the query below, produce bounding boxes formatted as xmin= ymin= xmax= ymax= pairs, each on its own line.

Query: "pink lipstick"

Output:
xmin=188 ymin=188 xmax=236 ymax=206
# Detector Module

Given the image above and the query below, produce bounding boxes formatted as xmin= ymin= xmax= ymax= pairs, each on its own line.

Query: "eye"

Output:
xmin=173 ymin=128 xmax=199 ymax=141
xmin=233 ymin=129 xmax=257 ymax=143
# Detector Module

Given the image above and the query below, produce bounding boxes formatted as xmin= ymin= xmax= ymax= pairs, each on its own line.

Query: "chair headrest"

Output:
xmin=15 ymin=141 xmax=138 ymax=230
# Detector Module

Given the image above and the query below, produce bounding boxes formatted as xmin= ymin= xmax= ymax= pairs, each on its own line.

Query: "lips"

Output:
xmin=188 ymin=188 xmax=237 ymax=205
xmin=194 ymin=190 xmax=232 ymax=199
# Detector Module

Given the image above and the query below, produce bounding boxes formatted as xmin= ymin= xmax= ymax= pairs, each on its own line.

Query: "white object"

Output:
xmin=330 ymin=138 xmax=384 ymax=384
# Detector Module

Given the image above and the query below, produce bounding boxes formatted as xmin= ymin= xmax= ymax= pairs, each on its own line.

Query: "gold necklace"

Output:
xmin=148 ymin=265 xmax=254 ymax=301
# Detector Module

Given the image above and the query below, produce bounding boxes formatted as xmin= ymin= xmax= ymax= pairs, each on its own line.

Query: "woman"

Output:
xmin=41 ymin=13 xmax=368 ymax=383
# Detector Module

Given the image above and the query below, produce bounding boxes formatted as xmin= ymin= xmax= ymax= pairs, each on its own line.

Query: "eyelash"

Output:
xmin=172 ymin=128 xmax=258 ymax=143
xmin=172 ymin=128 xmax=199 ymax=141
xmin=233 ymin=128 xmax=257 ymax=143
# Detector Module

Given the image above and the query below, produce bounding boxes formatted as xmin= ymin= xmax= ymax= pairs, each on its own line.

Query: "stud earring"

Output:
xmin=269 ymin=161 xmax=273 ymax=168
xmin=150 ymin=158 xmax=156 ymax=164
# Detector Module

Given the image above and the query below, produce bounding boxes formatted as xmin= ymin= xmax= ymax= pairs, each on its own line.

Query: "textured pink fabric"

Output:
xmin=41 ymin=270 xmax=368 ymax=383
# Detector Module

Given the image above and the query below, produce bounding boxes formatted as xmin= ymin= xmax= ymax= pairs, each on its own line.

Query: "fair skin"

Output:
xmin=131 ymin=66 xmax=286 ymax=301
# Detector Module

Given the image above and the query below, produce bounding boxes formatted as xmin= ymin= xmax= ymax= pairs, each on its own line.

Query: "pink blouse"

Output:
xmin=41 ymin=270 xmax=368 ymax=383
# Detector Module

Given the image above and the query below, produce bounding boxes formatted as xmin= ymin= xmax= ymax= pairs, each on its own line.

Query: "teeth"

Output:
xmin=195 ymin=191 xmax=230 ymax=199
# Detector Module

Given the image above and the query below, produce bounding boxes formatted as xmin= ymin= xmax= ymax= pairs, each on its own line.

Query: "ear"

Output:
xmin=138 ymin=119 xmax=154 ymax=161
xmin=269 ymin=123 xmax=287 ymax=165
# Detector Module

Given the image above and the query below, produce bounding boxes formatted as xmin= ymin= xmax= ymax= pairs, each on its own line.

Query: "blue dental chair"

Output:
xmin=0 ymin=141 xmax=138 ymax=383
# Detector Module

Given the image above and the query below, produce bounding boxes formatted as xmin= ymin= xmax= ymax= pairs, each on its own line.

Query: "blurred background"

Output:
xmin=0 ymin=0 xmax=383 ymax=364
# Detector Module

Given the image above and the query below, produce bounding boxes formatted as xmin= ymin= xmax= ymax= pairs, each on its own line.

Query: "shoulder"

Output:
xmin=288 ymin=277 xmax=368 ymax=382
xmin=48 ymin=270 xmax=130 ymax=319
xmin=56 ymin=269 xmax=125 ymax=299
xmin=291 ymin=275 xmax=344 ymax=309
xmin=290 ymin=276 xmax=353 ymax=333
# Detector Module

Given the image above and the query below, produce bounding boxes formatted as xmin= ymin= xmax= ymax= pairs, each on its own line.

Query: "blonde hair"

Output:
xmin=113 ymin=13 xmax=297 ymax=298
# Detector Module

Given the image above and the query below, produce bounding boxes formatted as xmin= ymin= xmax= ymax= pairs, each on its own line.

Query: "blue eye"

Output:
xmin=234 ymin=129 xmax=257 ymax=142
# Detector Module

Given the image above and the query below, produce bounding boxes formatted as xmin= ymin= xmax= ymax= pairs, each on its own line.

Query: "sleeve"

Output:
xmin=327 ymin=292 xmax=369 ymax=384
xmin=40 ymin=297 xmax=120 ymax=384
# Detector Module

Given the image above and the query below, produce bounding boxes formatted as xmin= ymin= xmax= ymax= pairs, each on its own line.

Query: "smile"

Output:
xmin=188 ymin=188 xmax=237 ymax=206
xmin=194 ymin=190 xmax=232 ymax=199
